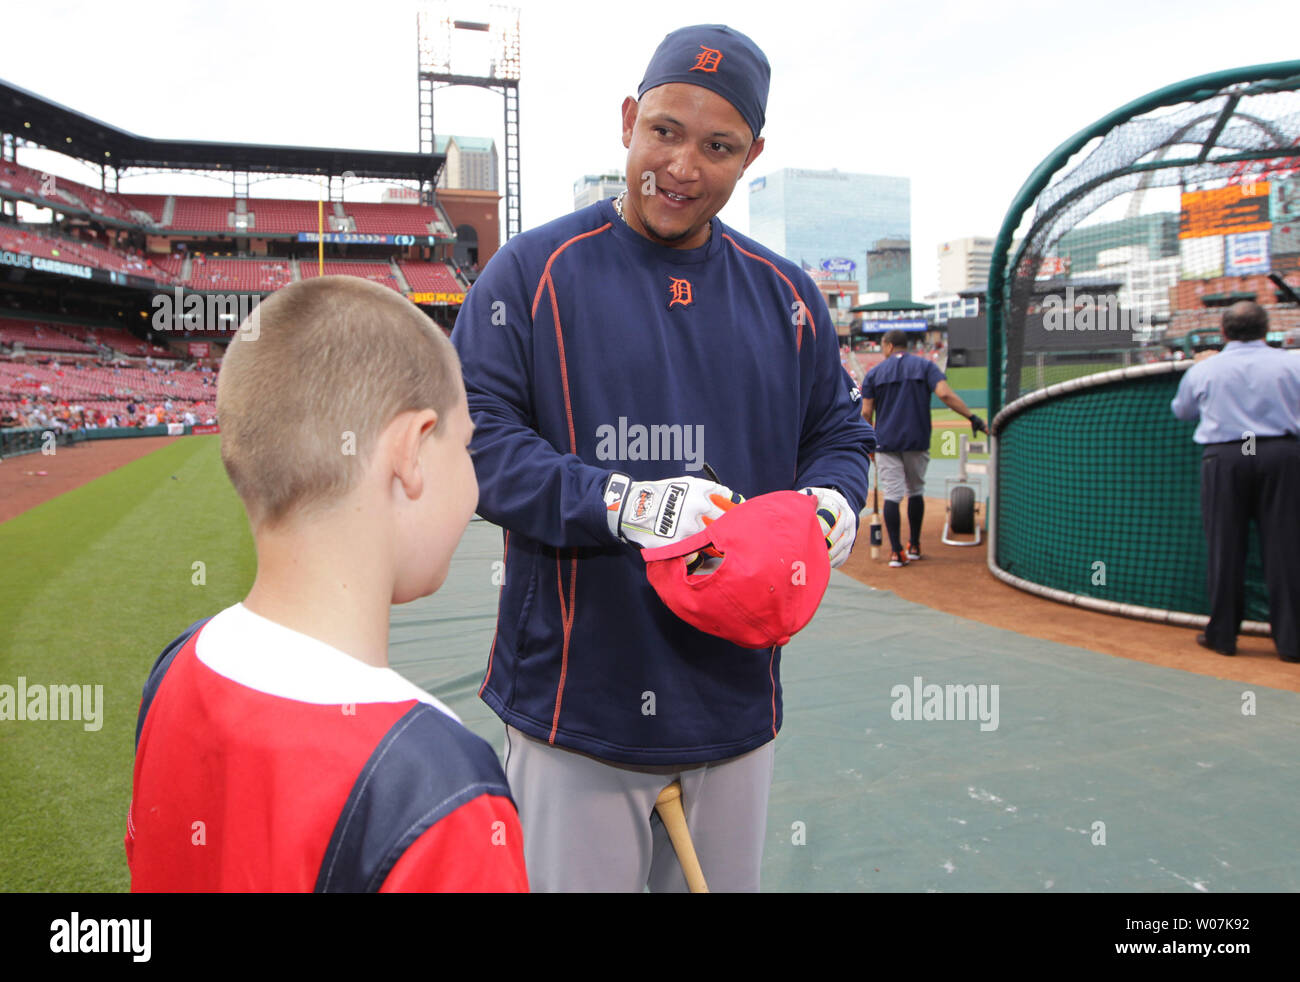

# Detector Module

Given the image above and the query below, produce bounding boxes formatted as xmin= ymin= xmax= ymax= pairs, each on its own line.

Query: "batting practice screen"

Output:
xmin=986 ymin=60 xmax=1300 ymax=630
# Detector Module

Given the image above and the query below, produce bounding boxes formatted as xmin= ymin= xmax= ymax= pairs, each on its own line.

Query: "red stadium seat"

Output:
xmin=246 ymin=198 xmax=327 ymax=236
xmin=299 ymin=260 xmax=401 ymax=293
xmin=167 ymin=197 xmax=234 ymax=233
xmin=398 ymin=262 xmax=465 ymax=293
xmin=184 ymin=257 xmax=293 ymax=293
xmin=344 ymin=202 xmax=443 ymax=235
xmin=0 ymin=319 xmax=97 ymax=355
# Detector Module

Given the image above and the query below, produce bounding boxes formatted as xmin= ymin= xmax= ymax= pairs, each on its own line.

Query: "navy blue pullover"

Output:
xmin=452 ymin=197 xmax=873 ymax=764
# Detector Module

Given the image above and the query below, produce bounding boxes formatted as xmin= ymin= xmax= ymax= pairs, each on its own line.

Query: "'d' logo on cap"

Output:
xmin=668 ymin=277 xmax=694 ymax=309
xmin=690 ymin=46 xmax=722 ymax=73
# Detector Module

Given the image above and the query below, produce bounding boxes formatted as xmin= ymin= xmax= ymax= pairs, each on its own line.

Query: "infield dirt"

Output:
xmin=839 ymin=496 xmax=1300 ymax=694
xmin=0 ymin=436 xmax=182 ymax=523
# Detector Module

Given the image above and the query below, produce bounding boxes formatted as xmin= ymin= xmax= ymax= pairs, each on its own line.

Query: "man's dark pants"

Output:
xmin=1200 ymin=437 xmax=1300 ymax=659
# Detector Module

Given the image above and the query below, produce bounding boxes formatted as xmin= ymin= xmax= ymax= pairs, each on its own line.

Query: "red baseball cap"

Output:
xmin=640 ymin=491 xmax=831 ymax=648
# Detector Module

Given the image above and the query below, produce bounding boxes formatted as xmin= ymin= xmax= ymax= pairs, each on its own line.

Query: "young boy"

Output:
xmin=125 ymin=276 xmax=528 ymax=892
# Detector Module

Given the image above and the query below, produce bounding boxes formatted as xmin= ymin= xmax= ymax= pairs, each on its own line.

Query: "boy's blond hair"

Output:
xmin=216 ymin=276 xmax=461 ymax=527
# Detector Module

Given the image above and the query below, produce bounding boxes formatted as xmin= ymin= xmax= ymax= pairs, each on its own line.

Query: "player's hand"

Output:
xmin=800 ymin=486 xmax=855 ymax=568
xmin=969 ymin=413 xmax=988 ymax=436
xmin=604 ymin=473 xmax=743 ymax=549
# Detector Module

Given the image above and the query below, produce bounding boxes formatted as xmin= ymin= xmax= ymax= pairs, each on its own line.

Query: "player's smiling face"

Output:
xmin=620 ymin=83 xmax=764 ymax=250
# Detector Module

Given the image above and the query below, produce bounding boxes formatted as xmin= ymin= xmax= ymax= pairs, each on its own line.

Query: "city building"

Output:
xmin=815 ymin=280 xmax=859 ymax=337
xmin=937 ymin=236 xmax=994 ymax=293
xmin=867 ymin=238 xmax=912 ymax=303
xmin=436 ymin=187 xmax=502 ymax=269
xmin=435 ymin=135 xmax=499 ymax=192
xmin=574 ymin=172 xmax=625 ymax=211
xmin=748 ymin=168 xmax=911 ymax=300
xmin=922 ymin=291 xmax=982 ymax=325
xmin=1053 ymin=213 xmax=1179 ymax=271
xmin=1087 ymin=245 xmax=1179 ymax=328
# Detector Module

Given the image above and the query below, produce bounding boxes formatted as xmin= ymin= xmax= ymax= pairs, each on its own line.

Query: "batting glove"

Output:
xmin=969 ymin=413 xmax=988 ymax=436
xmin=800 ymin=486 xmax=856 ymax=568
xmin=604 ymin=472 xmax=743 ymax=549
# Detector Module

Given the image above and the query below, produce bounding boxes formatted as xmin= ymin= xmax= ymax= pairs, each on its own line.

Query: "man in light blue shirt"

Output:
xmin=1171 ymin=301 xmax=1300 ymax=662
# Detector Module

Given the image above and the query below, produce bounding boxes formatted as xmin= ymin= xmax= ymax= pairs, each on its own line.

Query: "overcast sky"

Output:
xmin=5 ymin=0 xmax=1298 ymax=296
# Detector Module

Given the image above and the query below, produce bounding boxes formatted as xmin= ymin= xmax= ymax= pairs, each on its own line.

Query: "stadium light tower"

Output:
xmin=417 ymin=3 xmax=521 ymax=238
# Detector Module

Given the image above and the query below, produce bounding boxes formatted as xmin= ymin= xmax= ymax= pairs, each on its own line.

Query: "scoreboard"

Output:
xmin=1179 ymin=184 xmax=1272 ymax=238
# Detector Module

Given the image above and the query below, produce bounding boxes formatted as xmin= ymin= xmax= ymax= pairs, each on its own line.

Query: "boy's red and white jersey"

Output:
xmin=126 ymin=603 xmax=528 ymax=892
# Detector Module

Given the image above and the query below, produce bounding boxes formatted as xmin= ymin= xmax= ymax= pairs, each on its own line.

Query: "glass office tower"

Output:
xmin=748 ymin=168 xmax=912 ymax=300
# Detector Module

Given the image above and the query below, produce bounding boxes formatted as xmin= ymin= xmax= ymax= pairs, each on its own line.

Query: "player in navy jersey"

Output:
xmin=452 ymin=24 xmax=874 ymax=891
xmin=126 ymin=277 xmax=528 ymax=892
xmin=860 ymin=328 xmax=986 ymax=566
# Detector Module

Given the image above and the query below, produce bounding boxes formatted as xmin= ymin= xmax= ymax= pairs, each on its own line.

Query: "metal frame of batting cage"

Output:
xmin=987 ymin=360 xmax=1272 ymax=636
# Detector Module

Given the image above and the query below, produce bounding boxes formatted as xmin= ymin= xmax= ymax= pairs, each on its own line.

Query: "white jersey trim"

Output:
xmin=194 ymin=603 xmax=460 ymax=722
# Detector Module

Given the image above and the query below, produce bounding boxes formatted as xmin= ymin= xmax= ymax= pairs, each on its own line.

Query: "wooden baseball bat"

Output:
xmin=869 ymin=454 xmax=882 ymax=559
xmin=654 ymin=780 xmax=709 ymax=893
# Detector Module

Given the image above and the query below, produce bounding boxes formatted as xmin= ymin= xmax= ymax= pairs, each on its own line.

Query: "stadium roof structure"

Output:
xmin=0 ymin=79 xmax=442 ymax=183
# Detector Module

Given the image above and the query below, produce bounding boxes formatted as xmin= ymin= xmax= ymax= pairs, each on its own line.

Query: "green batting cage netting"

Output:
xmin=987 ymin=62 xmax=1300 ymax=632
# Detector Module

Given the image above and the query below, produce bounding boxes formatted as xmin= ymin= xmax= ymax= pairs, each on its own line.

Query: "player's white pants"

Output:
xmin=504 ymin=724 xmax=775 ymax=892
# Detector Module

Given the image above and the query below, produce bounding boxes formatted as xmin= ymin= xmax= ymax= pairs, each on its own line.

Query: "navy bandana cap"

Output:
xmin=636 ymin=24 xmax=771 ymax=142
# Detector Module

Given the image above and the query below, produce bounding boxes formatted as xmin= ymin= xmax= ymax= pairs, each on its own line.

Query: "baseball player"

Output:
xmin=860 ymin=328 xmax=985 ymax=566
xmin=126 ymin=278 xmax=529 ymax=892
xmin=452 ymin=24 xmax=874 ymax=891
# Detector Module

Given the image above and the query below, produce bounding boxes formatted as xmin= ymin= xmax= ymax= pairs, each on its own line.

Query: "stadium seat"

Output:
xmin=298 ymin=260 xmax=401 ymax=293
xmin=398 ymin=262 xmax=465 ymax=293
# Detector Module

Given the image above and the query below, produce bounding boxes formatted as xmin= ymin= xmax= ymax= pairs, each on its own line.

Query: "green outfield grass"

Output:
xmin=1018 ymin=361 xmax=1126 ymax=391
xmin=0 ymin=435 xmax=255 ymax=891
xmin=928 ymin=409 xmax=990 ymax=460
xmin=942 ymin=362 xmax=1135 ymax=399
xmin=942 ymin=366 xmax=988 ymax=390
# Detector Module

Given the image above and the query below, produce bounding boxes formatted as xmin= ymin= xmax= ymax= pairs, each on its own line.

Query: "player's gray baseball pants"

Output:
xmin=504 ymin=724 xmax=775 ymax=892
xmin=876 ymin=449 xmax=929 ymax=502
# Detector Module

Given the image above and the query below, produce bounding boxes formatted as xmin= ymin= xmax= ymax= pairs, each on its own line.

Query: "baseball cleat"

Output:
xmin=1196 ymin=633 xmax=1236 ymax=656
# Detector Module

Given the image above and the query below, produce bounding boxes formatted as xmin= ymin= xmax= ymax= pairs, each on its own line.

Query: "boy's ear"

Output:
xmin=392 ymin=409 xmax=439 ymax=501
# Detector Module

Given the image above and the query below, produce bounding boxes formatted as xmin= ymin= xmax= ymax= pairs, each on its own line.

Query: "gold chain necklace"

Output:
xmin=614 ymin=189 xmax=710 ymax=237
